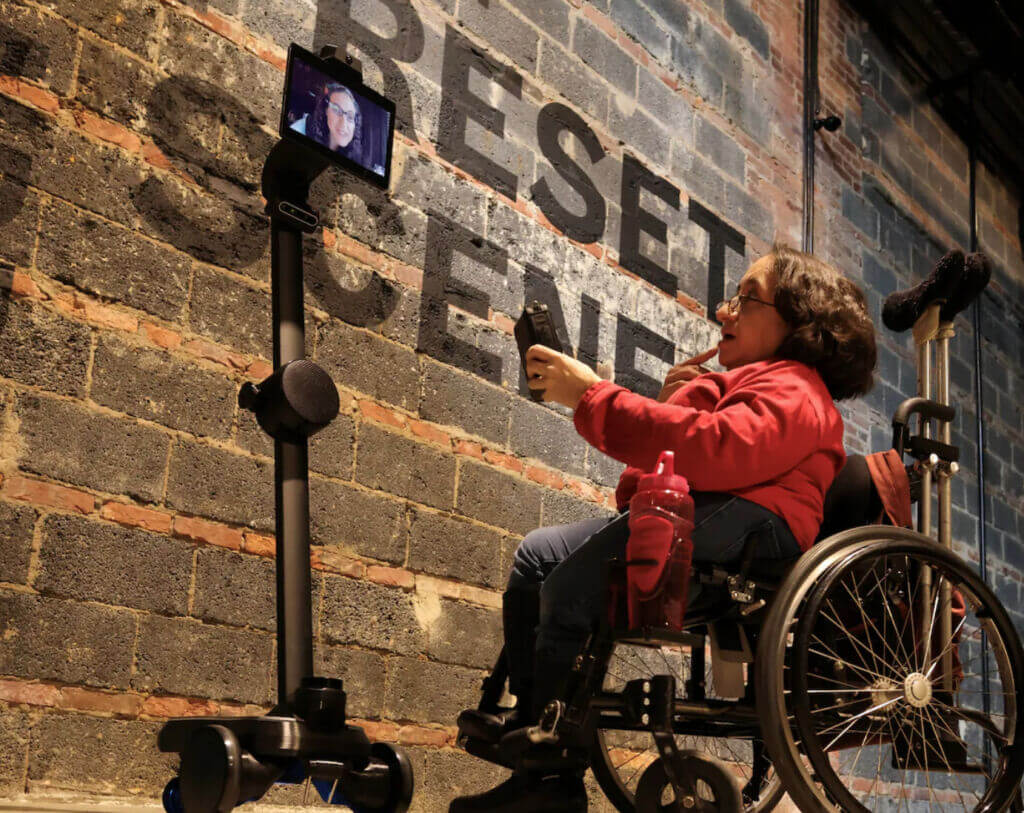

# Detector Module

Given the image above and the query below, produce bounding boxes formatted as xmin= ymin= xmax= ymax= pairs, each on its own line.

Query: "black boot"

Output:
xmin=457 ymin=585 xmax=541 ymax=743
xmin=504 ymin=584 xmax=541 ymax=723
xmin=448 ymin=770 xmax=586 ymax=812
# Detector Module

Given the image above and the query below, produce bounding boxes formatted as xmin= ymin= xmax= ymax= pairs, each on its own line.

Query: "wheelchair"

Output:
xmin=456 ymin=259 xmax=1024 ymax=811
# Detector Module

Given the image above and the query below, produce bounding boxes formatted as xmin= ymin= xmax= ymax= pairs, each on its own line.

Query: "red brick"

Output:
xmin=172 ymin=515 xmax=243 ymax=550
xmin=73 ymin=109 xmax=142 ymax=152
xmin=53 ymin=291 xmax=138 ymax=332
xmin=142 ymin=322 xmax=182 ymax=349
xmin=243 ymin=531 xmax=276 ymax=557
xmin=354 ymin=719 xmax=399 ymax=742
xmin=525 ymin=465 xmax=564 ymax=490
xmin=397 ymin=725 xmax=450 ymax=747
xmin=140 ymin=141 xmax=174 ymax=171
xmin=483 ymin=449 xmax=523 ymax=474
xmin=491 ymin=312 xmax=515 ymax=335
xmin=366 ymin=565 xmax=415 ymax=589
xmin=246 ymin=359 xmax=273 ymax=380
xmin=141 ymin=696 xmax=219 ymax=718
xmin=0 ymin=679 xmax=61 ymax=707
xmin=11 ymin=272 xmax=43 ymax=299
xmin=358 ymin=400 xmax=408 ymax=430
xmin=100 ymin=501 xmax=173 ymax=533
xmin=0 ymin=76 xmax=60 ymax=113
xmin=408 ymin=419 xmax=451 ymax=448
xmin=454 ymin=440 xmax=484 ymax=459
xmin=311 ymin=548 xmax=366 ymax=578
xmin=184 ymin=339 xmax=248 ymax=371
xmin=4 ymin=476 xmax=94 ymax=514
xmin=566 ymin=478 xmax=603 ymax=504
xmin=59 ymin=687 xmax=143 ymax=716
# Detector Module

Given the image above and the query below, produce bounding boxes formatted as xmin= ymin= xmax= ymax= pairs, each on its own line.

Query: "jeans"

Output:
xmin=506 ymin=493 xmax=800 ymax=712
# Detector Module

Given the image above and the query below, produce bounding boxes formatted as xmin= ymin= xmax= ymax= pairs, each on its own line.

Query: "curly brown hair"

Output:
xmin=769 ymin=244 xmax=877 ymax=400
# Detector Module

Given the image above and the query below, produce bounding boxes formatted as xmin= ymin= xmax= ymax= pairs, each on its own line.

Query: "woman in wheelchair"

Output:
xmin=449 ymin=245 xmax=878 ymax=811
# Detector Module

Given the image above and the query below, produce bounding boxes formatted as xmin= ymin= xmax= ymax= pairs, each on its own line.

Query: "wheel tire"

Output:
xmin=634 ymin=750 xmax=743 ymax=812
xmin=162 ymin=777 xmax=184 ymax=813
xmin=756 ymin=527 xmax=1024 ymax=812
xmin=589 ymin=641 xmax=785 ymax=812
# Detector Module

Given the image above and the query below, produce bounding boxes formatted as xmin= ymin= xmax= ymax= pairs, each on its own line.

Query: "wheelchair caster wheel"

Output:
xmin=635 ymin=750 xmax=742 ymax=812
xmin=162 ymin=777 xmax=184 ymax=813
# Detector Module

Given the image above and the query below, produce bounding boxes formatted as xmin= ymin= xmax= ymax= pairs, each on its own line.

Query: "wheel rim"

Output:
xmin=763 ymin=532 xmax=1024 ymax=812
xmin=591 ymin=639 xmax=785 ymax=812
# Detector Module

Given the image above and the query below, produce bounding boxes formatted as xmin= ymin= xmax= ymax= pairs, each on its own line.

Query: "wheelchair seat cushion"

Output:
xmin=815 ymin=454 xmax=883 ymax=542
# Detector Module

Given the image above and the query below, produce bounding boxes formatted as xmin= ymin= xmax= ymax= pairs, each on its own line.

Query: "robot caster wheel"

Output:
xmin=635 ymin=750 xmax=742 ymax=812
xmin=314 ymin=742 xmax=414 ymax=812
xmin=162 ymin=777 xmax=184 ymax=813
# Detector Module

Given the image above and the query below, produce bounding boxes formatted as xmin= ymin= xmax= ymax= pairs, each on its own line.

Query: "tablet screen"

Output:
xmin=280 ymin=44 xmax=396 ymax=188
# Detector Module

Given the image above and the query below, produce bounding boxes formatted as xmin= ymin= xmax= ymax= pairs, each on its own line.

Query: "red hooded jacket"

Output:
xmin=573 ymin=358 xmax=845 ymax=551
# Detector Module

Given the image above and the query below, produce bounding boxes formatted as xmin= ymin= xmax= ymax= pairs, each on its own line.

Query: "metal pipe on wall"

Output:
xmin=802 ymin=0 xmax=820 ymax=253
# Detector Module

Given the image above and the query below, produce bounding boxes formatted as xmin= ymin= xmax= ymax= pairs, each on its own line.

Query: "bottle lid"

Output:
xmin=636 ymin=450 xmax=690 ymax=494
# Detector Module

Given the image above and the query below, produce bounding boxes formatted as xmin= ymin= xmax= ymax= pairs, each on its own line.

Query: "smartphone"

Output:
xmin=515 ymin=302 xmax=563 ymax=402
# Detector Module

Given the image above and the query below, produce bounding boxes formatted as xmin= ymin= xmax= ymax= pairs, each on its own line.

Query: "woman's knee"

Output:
xmin=508 ymin=528 xmax=557 ymax=587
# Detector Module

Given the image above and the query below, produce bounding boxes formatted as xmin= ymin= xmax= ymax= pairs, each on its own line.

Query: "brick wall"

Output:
xmin=0 ymin=0 xmax=1020 ymax=808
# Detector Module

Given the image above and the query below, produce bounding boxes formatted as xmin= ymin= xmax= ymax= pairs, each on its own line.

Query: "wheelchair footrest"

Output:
xmin=457 ymin=708 xmax=517 ymax=744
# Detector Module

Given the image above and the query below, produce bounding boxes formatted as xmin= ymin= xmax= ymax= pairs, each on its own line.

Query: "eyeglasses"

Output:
xmin=326 ymin=101 xmax=356 ymax=124
xmin=716 ymin=292 xmax=778 ymax=315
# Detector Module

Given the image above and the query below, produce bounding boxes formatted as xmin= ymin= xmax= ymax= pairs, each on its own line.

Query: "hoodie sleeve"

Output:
xmin=573 ymin=368 xmax=827 ymax=492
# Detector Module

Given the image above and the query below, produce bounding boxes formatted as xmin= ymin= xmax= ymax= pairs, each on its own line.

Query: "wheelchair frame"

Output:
xmin=458 ymin=300 xmax=1024 ymax=812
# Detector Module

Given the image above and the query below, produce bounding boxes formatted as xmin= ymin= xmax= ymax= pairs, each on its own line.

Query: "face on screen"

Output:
xmin=282 ymin=47 xmax=394 ymax=185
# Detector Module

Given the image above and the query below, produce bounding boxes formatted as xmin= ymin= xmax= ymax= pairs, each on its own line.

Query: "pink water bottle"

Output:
xmin=626 ymin=450 xmax=695 ymax=630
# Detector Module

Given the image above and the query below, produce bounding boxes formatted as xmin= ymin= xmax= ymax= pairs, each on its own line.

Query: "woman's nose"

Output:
xmin=716 ymin=302 xmax=735 ymax=323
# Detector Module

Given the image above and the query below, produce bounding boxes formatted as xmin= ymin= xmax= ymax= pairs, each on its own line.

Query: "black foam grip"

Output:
xmin=881 ymin=249 xmax=963 ymax=332
xmin=939 ymin=252 xmax=991 ymax=322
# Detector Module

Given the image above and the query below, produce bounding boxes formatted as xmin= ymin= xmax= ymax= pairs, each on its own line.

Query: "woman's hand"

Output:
xmin=656 ymin=346 xmax=718 ymax=402
xmin=525 ymin=345 xmax=602 ymax=409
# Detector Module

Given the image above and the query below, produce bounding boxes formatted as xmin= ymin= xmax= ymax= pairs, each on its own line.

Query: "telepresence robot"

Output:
xmin=158 ymin=44 xmax=412 ymax=812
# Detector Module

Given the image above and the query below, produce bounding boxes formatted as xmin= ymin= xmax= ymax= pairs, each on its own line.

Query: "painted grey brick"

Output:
xmin=407 ymin=506 xmax=506 ymax=588
xmin=458 ymin=0 xmax=539 ymax=73
xmin=537 ymin=40 xmax=609 ymax=122
xmin=515 ymin=0 xmax=570 ymax=42
xmin=426 ymin=598 xmax=502 ymax=669
xmin=193 ymin=547 xmax=277 ymax=632
xmin=0 ymin=501 xmax=34 ymax=584
xmin=36 ymin=513 xmax=192 ymax=614
xmin=0 ymin=297 xmax=90 ymax=398
xmin=0 ymin=1 xmax=77 ymax=95
xmin=166 ymin=439 xmax=275 ymax=530
xmin=0 ymin=707 xmax=29 ymax=795
xmin=573 ymin=17 xmax=637 ymax=96
xmin=611 ymin=0 xmax=671 ymax=62
xmin=0 ymin=180 xmax=40 ymax=267
xmin=696 ymin=117 xmax=745 ymax=181
xmin=355 ymin=424 xmax=456 ymax=510
xmin=509 ymin=397 xmax=589 ymax=476
xmin=456 ymin=459 xmax=543 ymax=535
xmin=383 ymin=656 xmax=481 ymax=725
xmin=723 ymin=0 xmax=769 ymax=60
xmin=316 ymin=645 xmax=387 ymax=719
xmin=316 ymin=320 xmax=420 ymax=411
xmin=320 ymin=575 xmax=425 ymax=656
xmin=0 ymin=591 xmax=135 ymax=688
xmin=92 ymin=336 xmax=236 ymax=439
xmin=841 ymin=187 xmax=879 ymax=240
xmin=16 ymin=393 xmax=169 ymax=502
xmin=189 ymin=267 xmax=271 ymax=358
xmin=420 ymin=358 xmax=511 ymax=444
xmin=310 ymin=477 xmax=406 ymax=563
xmin=28 ymin=715 xmax=173 ymax=796
xmin=132 ymin=614 xmax=274 ymax=704
xmin=36 ymin=199 xmax=190 ymax=322
xmin=75 ymin=36 xmax=157 ymax=127
xmin=541 ymin=489 xmax=615 ymax=527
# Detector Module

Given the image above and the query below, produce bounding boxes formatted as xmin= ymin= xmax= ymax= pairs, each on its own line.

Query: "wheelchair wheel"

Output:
xmin=757 ymin=527 xmax=1024 ymax=812
xmin=590 ymin=639 xmax=785 ymax=812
